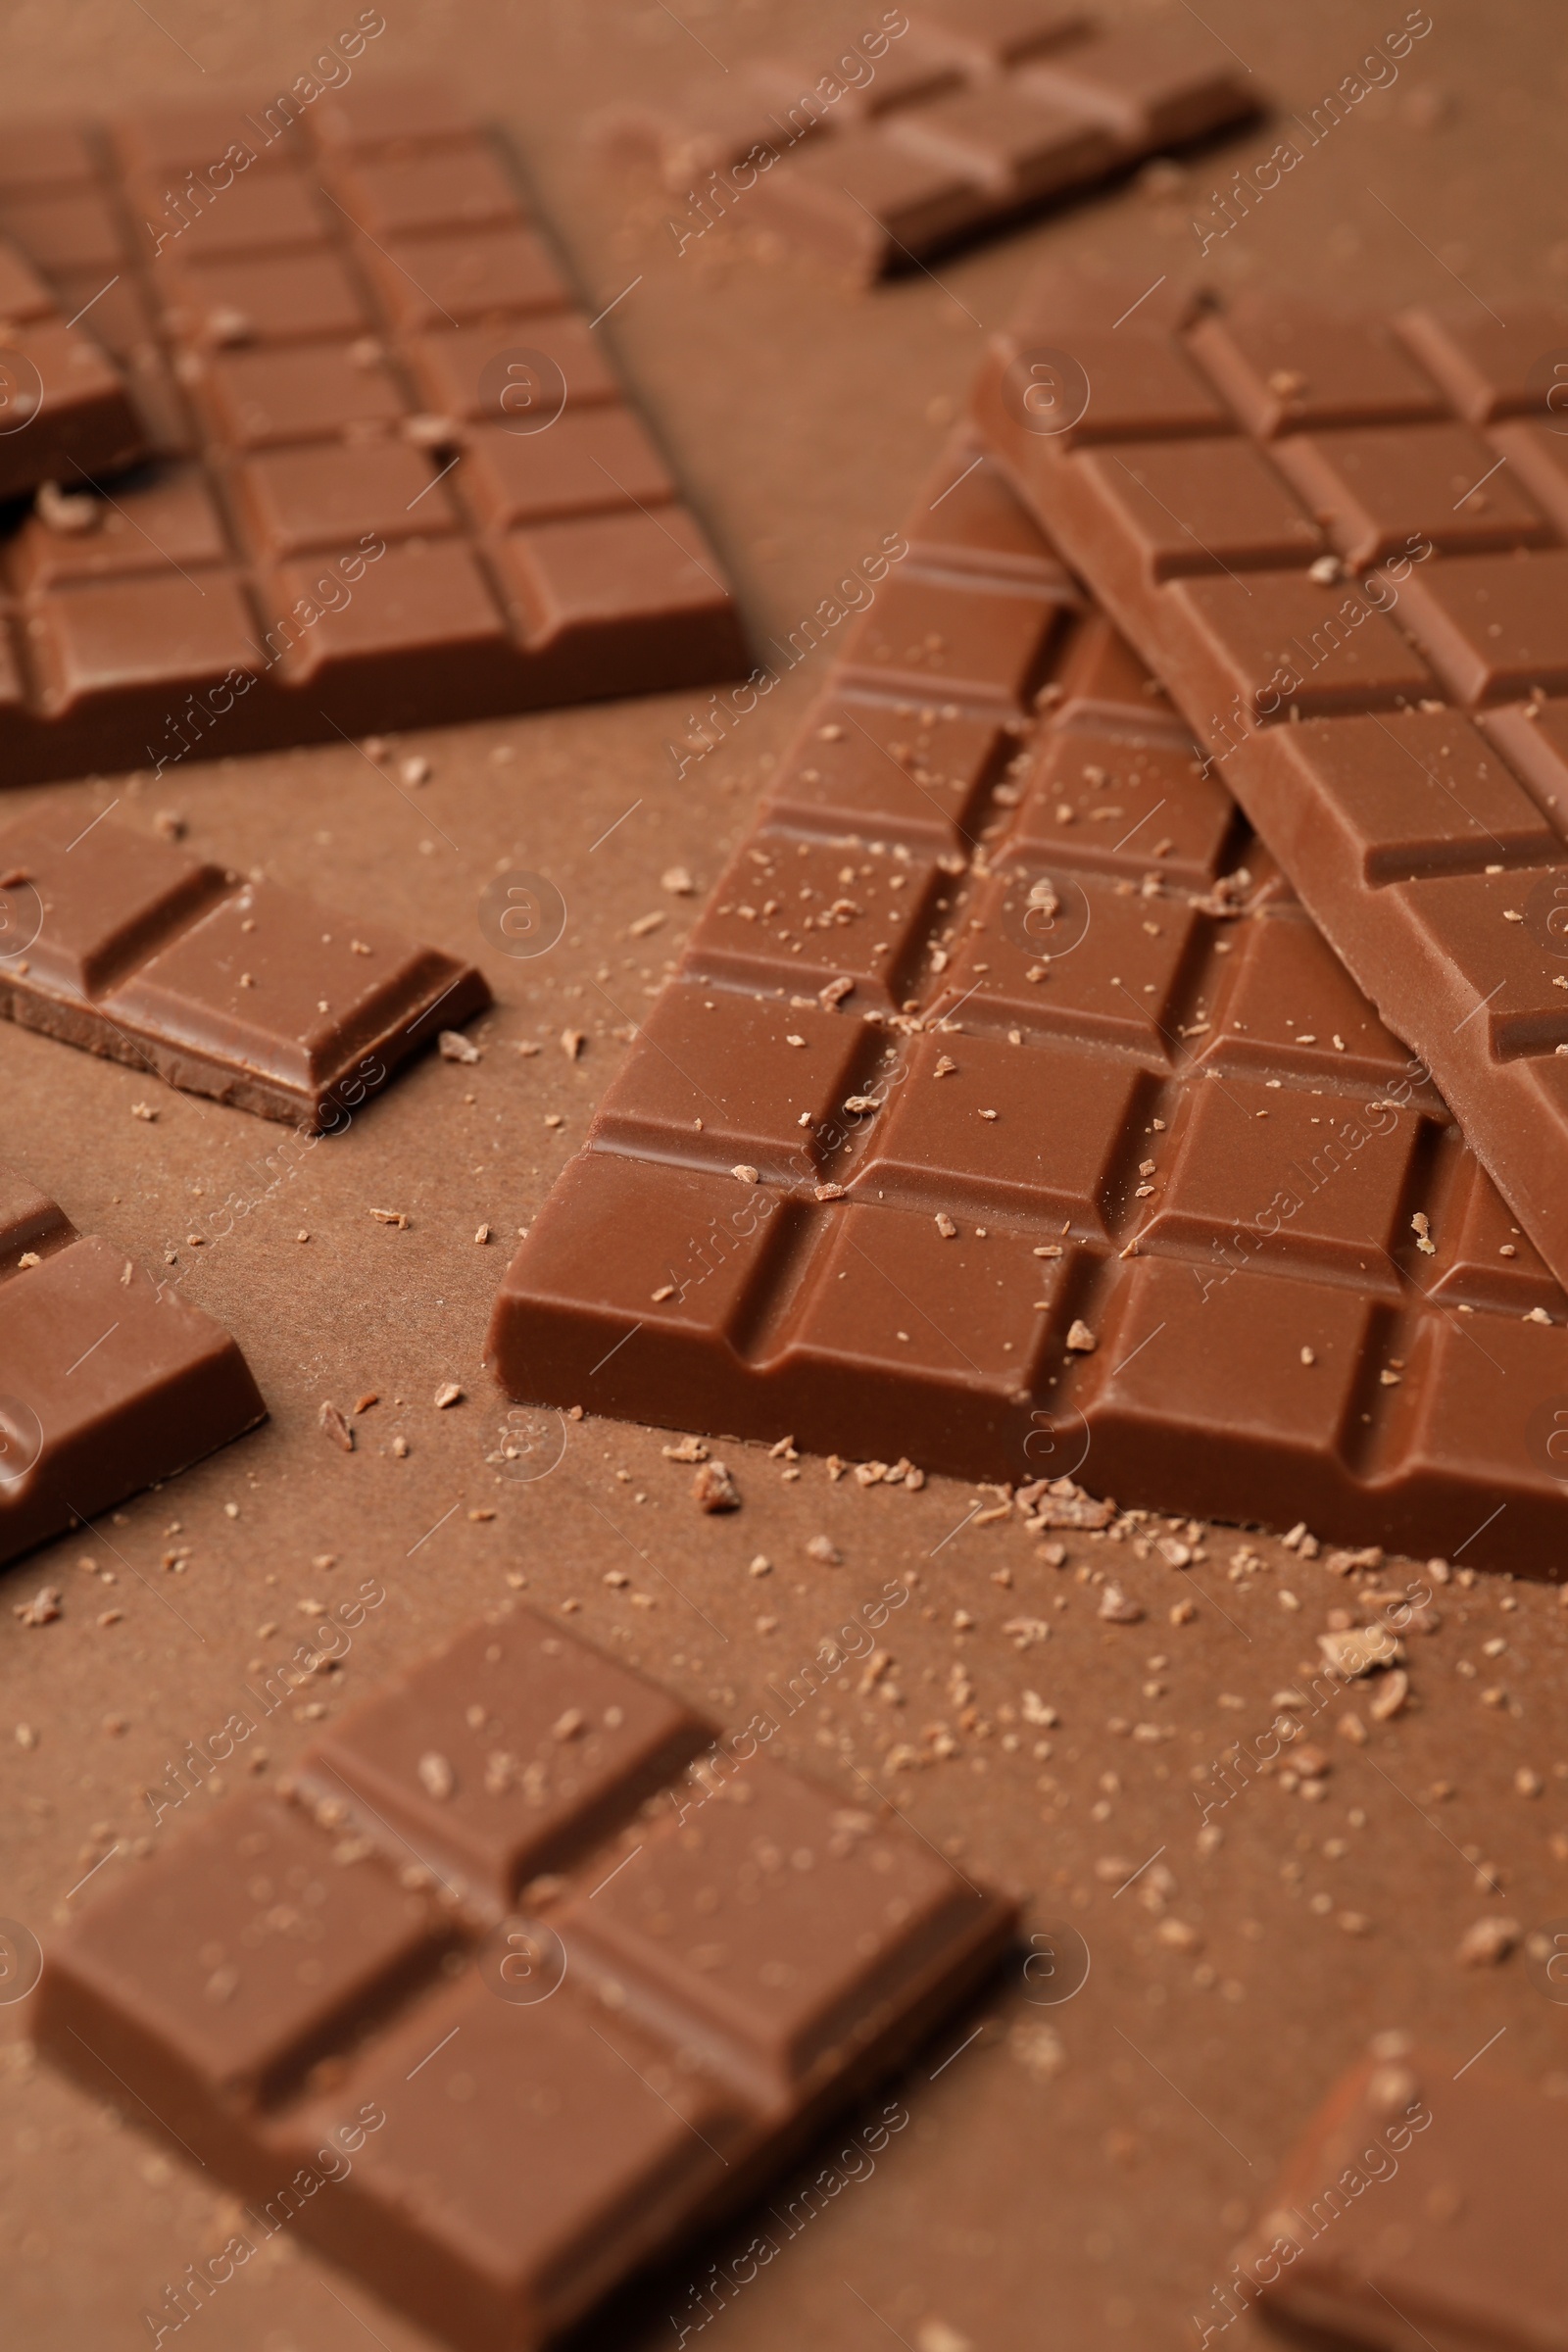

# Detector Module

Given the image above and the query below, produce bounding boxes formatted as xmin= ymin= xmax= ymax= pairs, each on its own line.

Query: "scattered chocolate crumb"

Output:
xmin=354 ymin=1393 xmax=378 ymax=1414
xmin=438 ymin=1030 xmax=480 ymax=1064
xmin=1065 ymin=1321 xmax=1097 ymax=1353
xmin=661 ymin=866 xmax=696 ymax=895
xmin=318 ymin=1402 xmax=355 ymax=1453
xmin=368 ymin=1208 xmax=409 ymax=1228
xmin=663 ymin=1437 xmax=709 ymax=1462
xmin=807 ymin=1535 xmax=841 ymax=1564
xmin=1098 ymin=1583 xmax=1144 ymax=1624
xmin=693 ymin=1460 xmax=741 ymax=1512
xmin=14 ymin=1585 xmax=62 ymax=1626
xmin=732 ymin=1163 xmax=760 ymax=1185
xmin=417 ymin=1753 xmax=456 ymax=1801
xmin=1456 ymin=1915 xmax=1520 ymax=1967
xmin=434 ymin=1383 xmax=464 ymax=1409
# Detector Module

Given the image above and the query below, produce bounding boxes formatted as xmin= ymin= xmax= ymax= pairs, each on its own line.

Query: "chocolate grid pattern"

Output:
xmin=597 ymin=0 xmax=1253 ymax=280
xmin=0 ymin=1163 xmax=264 ymax=1566
xmin=0 ymin=79 xmax=745 ymax=785
xmin=974 ymin=278 xmax=1568 ymax=1299
xmin=0 ymin=232 xmax=147 ymax=499
xmin=490 ymin=438 xmax=1568 ymax=1573
xmin=39 ymin=1609 xmax=1010 ymax=2351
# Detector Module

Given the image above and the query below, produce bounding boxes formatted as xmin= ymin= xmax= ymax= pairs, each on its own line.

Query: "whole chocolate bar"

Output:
xmin=0 ymin=808 xmax=489 ymax=1126
xmin=0 ymin=79 xmax=746 ymax=785
xmin=1223 ymin=2043 xmax=1568 ymax=2349
xmin=0 ymin=234 xmax=148 ymax=500
xmin=974 ymin=274 xmax=1568 ymax=1299
xmin=37 ymin=1606 xmax=1013 ymax=2350
xmin=597 ymin=1 xmax=1254 ymax=282
xmin=0 ymin=1162 xmax=264 ymax=1566
xmin=487 ymin=437 xmax=1568 ymax=1575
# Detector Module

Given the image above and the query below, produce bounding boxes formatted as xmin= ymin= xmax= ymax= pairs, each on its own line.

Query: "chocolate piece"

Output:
xmin=0 ymin=234 xmax=147 ymax=500
xmin=486 ymin=439 xmax=1568 ymax=1574
xmin=0 ymin=809 xmax=489 ymax=1127
xmin=0 ymin=1162 xmax=264 ymax=1566
xmin=0 ymin=81 xmax=745 ymax=786
xmin=595 ymin=6 xmax=1254 ymax=281
xmin=974 ymin=277 xmax=1568 ymax=1298
xmin=37 ymin=1606 xmax=1012 ymax=2349
xmin=1227 ymin=2045 xmax=1568 ymax=2348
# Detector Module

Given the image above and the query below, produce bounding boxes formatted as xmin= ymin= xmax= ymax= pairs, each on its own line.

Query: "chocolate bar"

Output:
xmin=486 ymin=438 xmax=1568 ymax=1575
xmin=0 ymin=80 xmax=746 ymax=786
xmin=0 ymin=234 xmax=148 ymax=500
xmin=596 ymin=2 xmax=1254 ymax=281
xmin=37 ymin=1605 xmax=1013 ymax=2349
xmin=0 ymin=1162 xmax=264 ymax=1566
xmin=1222 ymin=2043 xmax=1566 ymax=2348
xmin=0 ymin=809 xmax=489 ymax=1127
xmin=974 ymin=275 xmax=1568 ymax=1300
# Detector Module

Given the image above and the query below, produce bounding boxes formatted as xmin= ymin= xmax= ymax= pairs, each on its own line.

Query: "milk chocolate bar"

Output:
xmin=0 ymin=234 xmax=148 ymax=500
xmin=486 ymin=439 xmax=1568 ymax=1575
xmin=0 ymin=80 xmax=745 ymax=785
xmin=0 ymin=809 xmax=489 ymax=1127
xmin=0 ymin=1163 xmax=264 ymax=1566
xmin=596 ymin=2 xmax=1254 ymax=281
xmin=974 ymin=275 xmax=1568 ymax=1298
xmin=1225 ymin=2044 xmax=1567 ymax=2349
xmin=37 ymin=1606 xmax=1013 ymax=2350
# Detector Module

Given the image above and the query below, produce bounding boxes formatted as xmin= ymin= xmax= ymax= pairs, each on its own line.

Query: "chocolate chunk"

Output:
xmin=976 ymin=275 xmax=1568 ymax=1297
xmin=0 ymin=81 xmax=745 ymax=786
xmin=595 ymin=10 xmax=1254 ymax=281
xmin=1227 ymin=2045 xmax=1567 ymax=2348
xmin=0 ymin=1163 xmax=264 ymax=1567
xmin=486 ymin=437 xmax=1568 ymax=1574
xmin=0 ymin=810 xmax=489 ymax=1127
xmin=37 ymin=1607 xmax=1013 ymax=2348
xmin=0 ymin=234 xmax=148 ymax=500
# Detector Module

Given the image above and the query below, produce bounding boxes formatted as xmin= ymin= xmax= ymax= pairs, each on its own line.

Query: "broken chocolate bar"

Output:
xmin=0 ymin=233 xmax=148 ymax=501
xmin=1225 ymin=2042 xmax=1567 ymax=2349
xmin=37 ymin=1606 xmax=1013 ymax=2349
xmin=596 ymin=1 xmax=1254 ymax=281
xmin=0 ymin=1162 xmax=264 ymax=1567
xmin=974 ymin=273 xmax=1568 ymax=1298
xmin=0 ymin=79 xmax=746 ymax=785
xmin=0 ymin=809 xmax=489 ymax=1127
xmin=486 ymin=437 xmax=1568 ymax=1574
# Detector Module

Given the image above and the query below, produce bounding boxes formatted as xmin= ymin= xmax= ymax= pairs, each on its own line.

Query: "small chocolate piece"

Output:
xmin=975 ymin=276 xmax=1568 ymax=1297
xmin=595 ymin=6 xmax=1254 ymax=281
xmin=0 ymin=1163 xmax=264 ymax=1567
xmin=1226 ymin=2045 xmax=1568 ymax=2348
xmin=0 ymin=234 xmax=147 ymax=501
xmin=0 ymin=810 xmax=489 ymax=1127
xmin=37 ymin=1607 xmax=1012 ymax=2350
xmin=0 ymin=81 xmax=746 ymax=786
xmin=487 ymin=438 xmax=1568 ymax=1574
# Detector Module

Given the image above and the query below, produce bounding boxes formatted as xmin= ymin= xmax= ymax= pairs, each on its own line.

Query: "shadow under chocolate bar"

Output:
xmin=36 ymin=1606 xmax=1014 ymax=2350
xmin=0 ymin=808 xmax=490 ymax=1127
xmin=0 ymin=235 xmax=148 ymax=502
xmin=0 ymin=1163 xmax=264 ymax=1568
xmin=0 ymin=78 xmax=748 ymax=785
xmin=486 ymin=434 xmax=1568 ymax=1575
xmin=974 ymin=272 xmax=1568 ymax=1303
xmin=595 ymin=0 xmax=1256 ymax=282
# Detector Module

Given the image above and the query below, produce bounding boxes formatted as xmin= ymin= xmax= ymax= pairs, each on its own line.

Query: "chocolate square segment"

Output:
xmin=103 ymin=879 xmax=477 ymax=1095
xmin=1186 ymin=302 xmax=1447 ymax=436
xmin=294 ymin=1618 xmax=710 ymax=1911
xmin=40 ymin=1794 xmax=446 ymax=2111
xmin=0 ymin=817 xmax=226 ymax=999
xmin=325 ymin=143 xmax=526 ymax=237
xmin=594 ymin=984 xmax=867 ymax=1185
xmin=556 ymin=1756 xmax=994 ymax=2104
xmin=1072 ymin=437 xmax=1323 ymax=580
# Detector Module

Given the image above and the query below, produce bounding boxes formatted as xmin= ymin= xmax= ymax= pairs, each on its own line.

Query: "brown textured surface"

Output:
xmin=4 ymin=7 xmax=1568 ymax=2352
